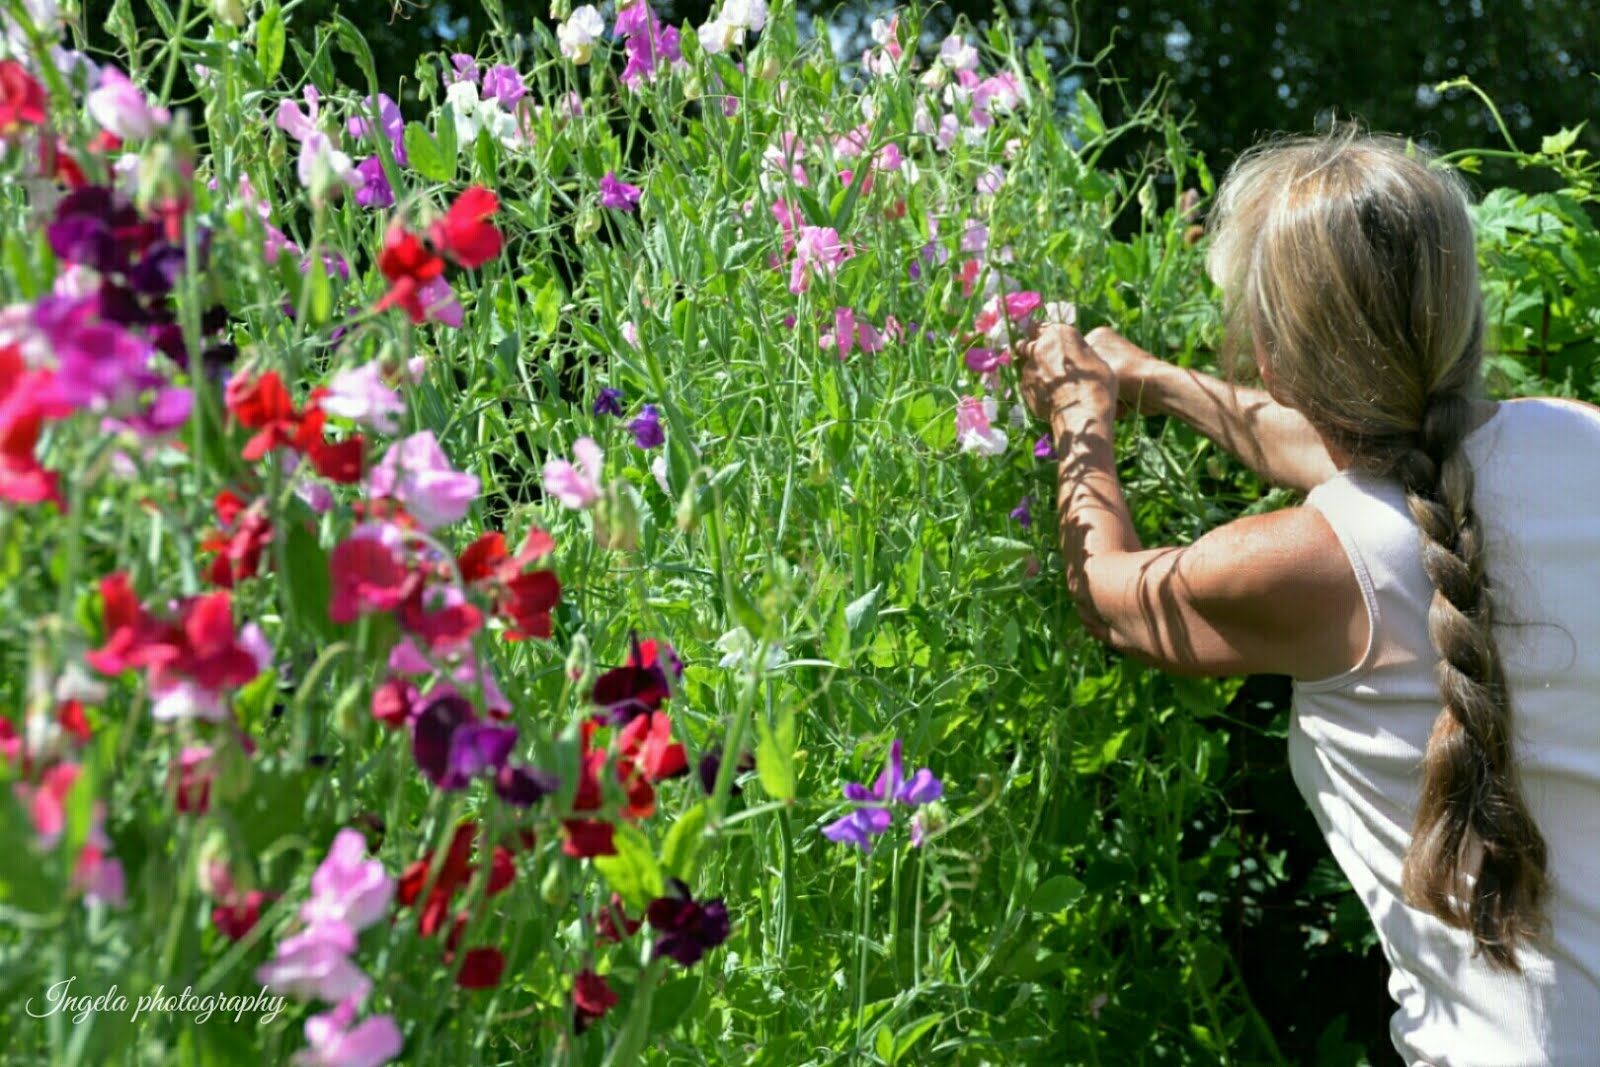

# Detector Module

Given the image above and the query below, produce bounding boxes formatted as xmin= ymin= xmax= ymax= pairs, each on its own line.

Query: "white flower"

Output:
xmin=445 ymin=80 xmax=485 ymax=143
xmin=296 ymin=133 xmax=360 ymax=198
xmin=1043 ymin=301 xmax=1078 ymax=326
xmin=650 ymin=454 xmax=671 ymax=494
xmin=716 ymin=626 xmax=787 ymax=671
xmin=557 ymin=5 xmax=605 ymax=64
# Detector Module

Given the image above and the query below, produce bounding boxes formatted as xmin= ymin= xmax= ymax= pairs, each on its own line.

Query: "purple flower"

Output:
xmin=646 ymin=878 xmax=731 ymax=967
xmin=613 ymin=0 xmax=654 ymax=37
xmin=255 ymin=921 xmax=371 ymax=1003
xmin=353 ymin=157 xmax=395 ymax=210
xmin=1033 ymin=434 xmax=1054 ymax=460
xmin=301 ymin=829 xmax=394 ymax=933
xmin=411 ymin=694 xmax=519 ymax=791
xmin=448 ymin=54 xmax=479 ymax=84
xmin=593 ymin=387 xmax=625 ymax=417
xmin=628 ymin=404 xmax=664 ymax=449
xmin=1010 ymin=495 xmax=1032 ymax=529
xmin=821 ymin=740 xmax=943 ymax=853
xmin=480 ymin=65 xmax=527 ymax=107
xmin=297 ymin=998 xmax=403 ymax=1067
xmin=697 ymin=747 xmax=754 ymax=796
xmin=599 ymin=171 xmax=643 ymax=212
xmin=366 ymin=431 xmax=480 ymax=530
xmin=345 ymin=93 xmax=407 ymax=166
xmin=619 ymin=16 xmax=682 ymax=89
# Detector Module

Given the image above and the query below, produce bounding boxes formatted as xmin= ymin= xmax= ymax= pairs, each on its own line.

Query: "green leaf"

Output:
xmin=755 ymin=703 xmax=797 ymax=801
xmin=1541 ymin=123 xmax=1585 ymax=156
xmin=256 ymin=4 xmax=286 ymax=83
xmin=404 ymin=122 xmax=449 ymax=182
xmin=307 ymin=250 xmax=332 ymax=326
xmin=282 ymin=522 xmax=333 ymax=640
xmin=844 ymin=584 xmax=883 ymax=644
xmin=533 ymin=278 xmax=561 ymax=337
xmin=593 ymin=823 xmax=664 ymax=910
xmin=661 ymin=802 xmax=707 ymax=881
xmin=1029 ymin=874 xmax=1086 ymax=914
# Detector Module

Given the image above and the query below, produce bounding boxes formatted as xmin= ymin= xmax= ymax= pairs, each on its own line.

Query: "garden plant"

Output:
xmin=1 ymin=0 xmax=1597 ymax=1062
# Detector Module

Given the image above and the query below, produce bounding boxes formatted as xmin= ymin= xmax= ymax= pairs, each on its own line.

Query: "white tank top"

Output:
xmin=1290 ymin=397 xmax=1600 ymax=1066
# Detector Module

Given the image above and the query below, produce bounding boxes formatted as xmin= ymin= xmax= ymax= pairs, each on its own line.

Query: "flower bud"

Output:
xmin=565 ymin=632 xmax=594 ymax=688
xmin=675 ymin=470 xmax=701 ymax=532
xmin=212 ymin=0 xmax=248 ymax=27
xmin=574 ymin=205 xmax=601 ymax=241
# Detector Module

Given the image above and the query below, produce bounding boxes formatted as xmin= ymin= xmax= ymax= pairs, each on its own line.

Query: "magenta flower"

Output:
xmin=345 ymin=93 xmax=407 ymax=166
xmin=599 ymin=171 xmax=643 ymax=212
xmin=294 ymin=998 xmax=403 ymax=1067
xmin=415 ymin=276 xmax=464 ymax=329
xmin=614 ymin=0 xmax=654 ymax=37
xmin=542 ymin=436 xmax=603 ymax=509
xmin=628 ymin=404 xmax=664 ymax=449
xmin=275 ymin=87 xmax=321 ymax=142
xmin=481 ymin=65 xmax=527 ymax=107
xmin=301 ymin=830 xmax=394 ymax=933
xmin=353 ymin=158 xmax=394 ymax=209
xmin=367 ymin=432 xmax=480 ymax=530
xmin=256 ymin=922 xmax=372 ymax=1003
xmin=448 ymin=54 xmax=479 ymax=83
xmin=1033 ymin=434 xmax=1054 ymax=460
xmin=87 ymin=66 xmax=169 ymax=140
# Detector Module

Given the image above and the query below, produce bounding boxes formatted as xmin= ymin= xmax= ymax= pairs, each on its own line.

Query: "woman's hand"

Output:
xmin=1016 ymin=324 xmax=1117 ymax=425
xmin=1082 ymin=326 xmax=1168 ymax=417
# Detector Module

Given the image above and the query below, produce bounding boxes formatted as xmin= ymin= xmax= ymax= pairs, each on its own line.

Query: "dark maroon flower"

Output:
xmin=494 ymin=764 xmax=560 ymax=807
xmin=573 ymin=970 xmax=617 ymax=1033
xmin=646 ymin=878 xmax=731 ymax=967
xmin=412 ymin=694 xmax=517 ymax=790
xmin=697 ymin=747 xmax=755 ymax=796
xmin=591 ymin=632 xmax=681 ymax=725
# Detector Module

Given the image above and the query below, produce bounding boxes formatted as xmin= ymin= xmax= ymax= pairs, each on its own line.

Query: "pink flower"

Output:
xmin=976 ymin=165 xmax=1006 ymax=196
xmin=322 ymin=361 xmax=404 ymax=434
xmin=301 ymin=829 xmax=394 ymax=934
xmin=276 ymin=87 xmax=321 ymax=142
xmin=294 ymin=999 xmax=403 ymax=1067
xmin=416 ymin=276 xmax=464 ymax=329
xmin=297 ymin=133 xmax=362 ymax=194
xmin=542 ymin=437 xmax=603 ymax=510
xmin=86 ymin=66 xmax=169 ymax=140
xmin=955 ymin=396 xmax=1007 ymax=456
xmin=256 ymin=922 xmax=372 ymax=1003
xmin=367 ymin=432 xmax=480 ymax=530
xmin=789 ymin=226 xmax=846 ymax=294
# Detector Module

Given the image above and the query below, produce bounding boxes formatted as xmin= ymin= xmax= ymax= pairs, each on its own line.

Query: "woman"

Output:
xmin=1017 ymin=130 xmax=1600 ymax=1065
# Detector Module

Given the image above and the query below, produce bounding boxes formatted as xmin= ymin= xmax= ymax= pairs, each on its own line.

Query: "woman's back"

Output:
xmin=1290 ymin=396 xmax=1600 ymax=1066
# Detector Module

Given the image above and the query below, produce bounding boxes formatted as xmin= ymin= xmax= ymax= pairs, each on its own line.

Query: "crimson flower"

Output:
xmin=593 ymin=892 xmax=642 ymax=944
xmin=226 ymin=371 xmax=302 ymax=461
xmin=0 ymin=60 xmax=47 ymax=134
xmin=396 ymin=821 xmax=510 ymax=938
xmin=573 ymin=970 xmax=618 ymax=1033
xmin=212 ymin=889 xmax=269 ymax=942
xmin=429 ymin=186 xmax=503 ymax=269
xmin=456 ymin=527 xmax=561 ymax=640
xmin=328 ymin=535 xmax=412 ymax=624
xmin=200 ymin=490 xmax=273 ymax=588
xmin=0 ymin=344 xmax=70 ymax=509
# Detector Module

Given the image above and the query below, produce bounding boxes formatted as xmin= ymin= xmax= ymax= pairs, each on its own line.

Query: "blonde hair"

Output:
xmin=1206 ymin=128 xmax=1548 ymax=969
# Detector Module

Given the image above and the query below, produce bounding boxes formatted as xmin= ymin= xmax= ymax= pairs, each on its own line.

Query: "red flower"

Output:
xmin=573 ymin=970 xmax=618 ymax=1033
xmin=226 ymin=371 xmax=302 ymax=461
xmin=85 ymin=572 xmax=176 ymax=675
xmin=328 ymin=536 xmax=413 ymax=624
xmin=306 ymin=434 xmax=366 ymax=484
xmin=454 ymin=946 xmax=505 ymax=989
xmin=502 ymin=570 xmax=560 ymax=640
xmin=56 ymin=701 xmax=91 ymax=744
xmin=456 ymin=532 xmax=508 ymax=584
xmin=397 ymin=821 xmax=478 ymax=938
xmin=200 ymin=490 xmax=273 ymax=588
xmin=212 ymin=889 xmax=268 ymax=941
xmin=371 ymin=676 xmax=417 ymax=729
xmin=375 ymin=227 xmax=445 ymax=323
xmin=561 ymin=818 xmax=616 ymax=858
xmin=593 ymin=892 xmax=642 ymax=944
xmin=0 ymin=60 xmax=47 ymax=134
xmin=173 ymin=592 xmax=259 ymax=691
xmin=0 ymin=345 xmax=69 ymax=510
xmin=430 ymin=186 xmax=503 ymax=269
xmin=619 ymin=712 xmax=688 ymax=783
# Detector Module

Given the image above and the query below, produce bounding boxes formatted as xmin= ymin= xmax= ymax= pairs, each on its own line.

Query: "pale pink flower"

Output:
xmin=87 ymin=66 xmax=170 ymax=140
xmin=955 ymin=395 xmax=1008 ymax=456
xmin=542 ymin=436 xmax=603 ymax=510
xmin=294 ymin=998 xmax=402 ymax=1067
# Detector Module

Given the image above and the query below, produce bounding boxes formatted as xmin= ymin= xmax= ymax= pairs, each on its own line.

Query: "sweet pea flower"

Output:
xmin=345 ymin=93 xmax=406 ymax=165
xmin=628 ymin=405 xmax=664 ymax=449
xmin=366 ymin=432 xmax=480 ymax=530
xmin=699 ymin=0 xmax=767 ymax=54
xmin=1010 ymin=495 xmax=1033 ymax=529
xmin=301 ymin=830 xmax=394 ymax=933
xmin=543 ymin=436 xmax=603 ymax=510
xmin=480 ymin=65 xmax=526 ymax=107
xmin=275 ymin=87 xmax=321 ymax=142
xmin=599 ymin=171 xmax=643 ymax=212
xmin=977 ymin=165 xmax=1006 ymax=196
xmin=789 ymin=226 xmax=846 ymax=295
xmin=822 ymin=740 xmax=943 ymax=853
xmin=558 ymin=6 xmax=606 ymax=64
xmin=620 ymin=320 xmax=640 ymax=348
xmin=939 ymin=35 xmax=979 ymax=71
xmin=86 ymin=66 xmax=169 ymax=140
xmin=448 ymin=54 xmax=479 ymax=84
xmin=297 ymin=133 xmax=362 ymax=197
xmin=256 ymin=922 xmax=372 ymax=1003
xmin=593 ymin=388 xmax=625 ymax=417
xmin=293 ymin=998 xmax=402 ymax=1067
xmin=955 ymin=395 xmax=1007 ymax=456
xmin=1034 ymin=433 xmax=1055 ymax=459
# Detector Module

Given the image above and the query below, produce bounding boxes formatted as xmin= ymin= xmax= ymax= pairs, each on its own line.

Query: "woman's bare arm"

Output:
xmin=1085 ymin=327 xmax=1339 ymax=493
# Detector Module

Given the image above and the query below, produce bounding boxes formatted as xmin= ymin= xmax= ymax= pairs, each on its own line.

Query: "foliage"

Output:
xmin=0 ymin=1 xmax=1596 ymax=1065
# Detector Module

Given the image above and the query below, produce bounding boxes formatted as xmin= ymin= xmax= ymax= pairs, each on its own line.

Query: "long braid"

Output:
xmin=1395 ymin=389 xmax=1549 ymax=969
